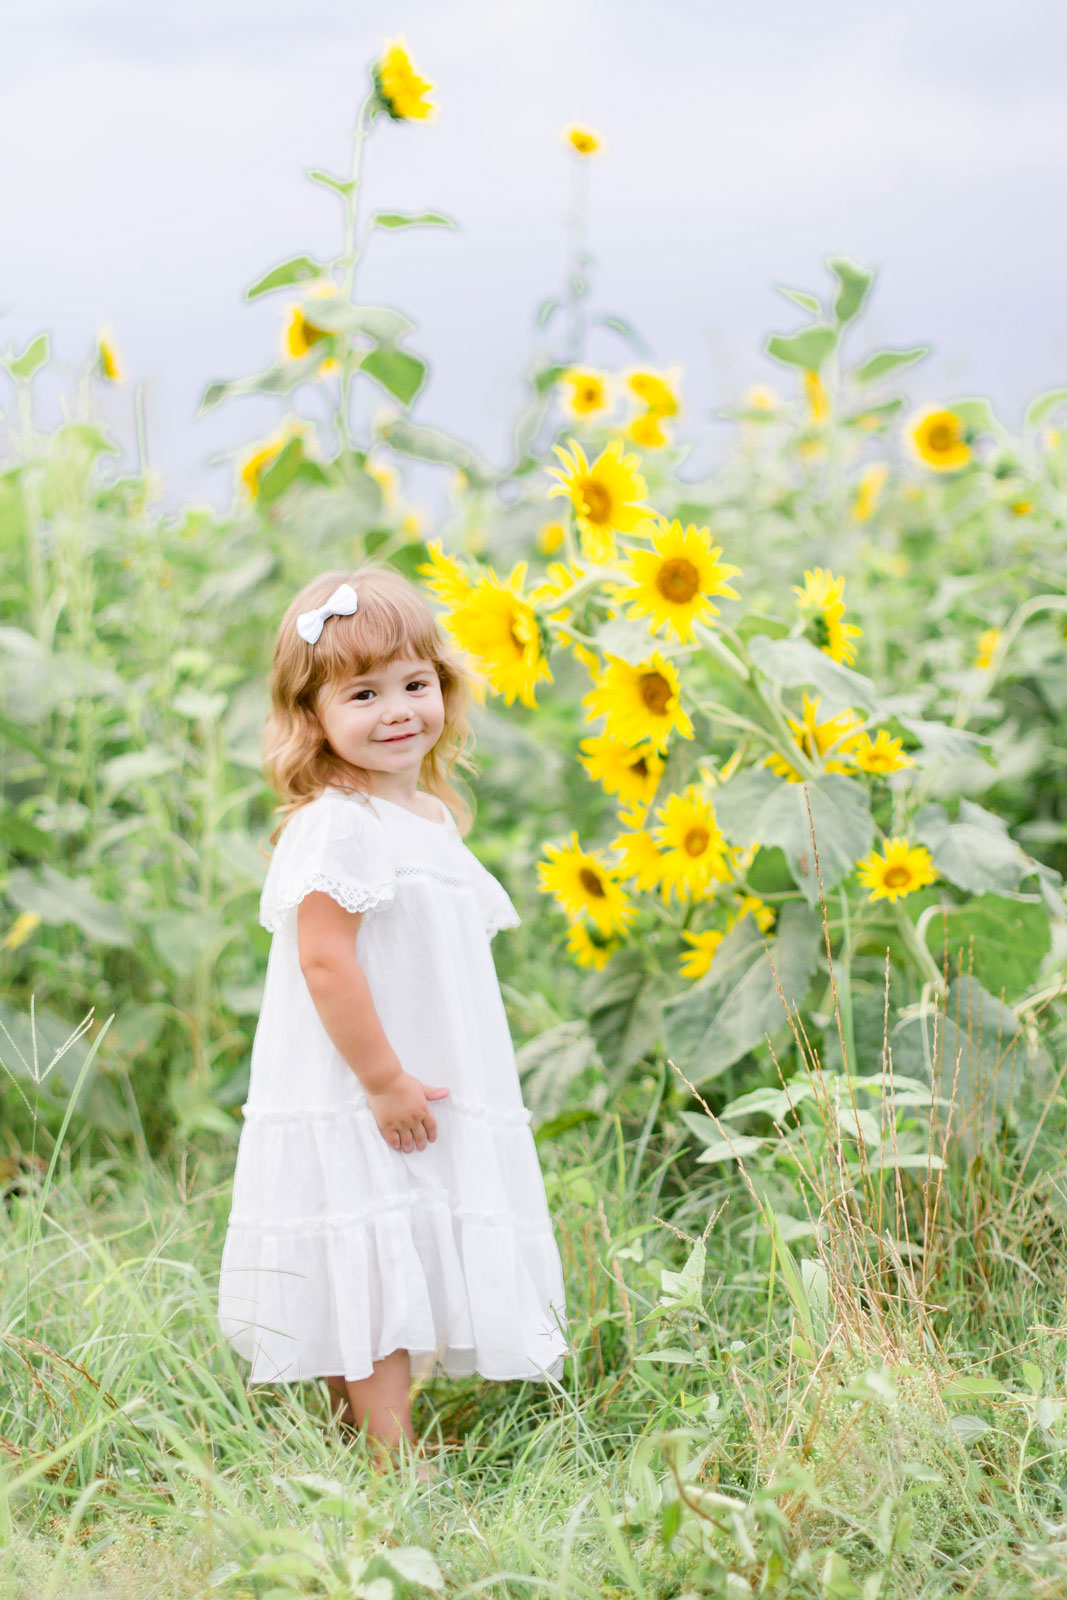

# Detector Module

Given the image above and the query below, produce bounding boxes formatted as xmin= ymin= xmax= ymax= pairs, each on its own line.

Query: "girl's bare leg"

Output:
xmin=344 ymin=1348 xmax=417 ymax=1469
xmin=324 ymin=1375 xmax=354 ymax=1424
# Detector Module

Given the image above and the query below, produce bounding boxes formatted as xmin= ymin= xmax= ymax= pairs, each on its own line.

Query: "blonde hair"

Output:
xmin=262 ymin=564 xmax=481 ymax=844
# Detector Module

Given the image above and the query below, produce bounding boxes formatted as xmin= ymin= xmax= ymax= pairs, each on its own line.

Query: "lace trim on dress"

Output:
xmin=240 ymin=1092 xmax=533 ymax=1127
xmin=225 ymin=1186 xmax=558 ymax=1237
xmin=259 ymin=874 xmax=396 ymax=935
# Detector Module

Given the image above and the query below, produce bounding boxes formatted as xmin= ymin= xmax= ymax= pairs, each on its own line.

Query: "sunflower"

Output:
xmin=610 ymin=826 xmax=672 ymax=902
xmin=764 ymin=691 xmax=865 ymax=782
xmin=237 ymin=418 xmax=312 ymax=501
xmin=679 ymin=928 xmax=724 ymax=981
xmin=584 ymin=650 xmax=693 ymax=749
xmin=418 ymin=539 xmax=473 ymax=607
xmin=651 ymin=786 xmax=733 ymax=902
xmin=538 ymin=521 xmax=566 ymax=556
xmin=374 ymin=38 xmax=436 ymax=121
xmin=578 ymin=734 xmax=665 ymax=809
xmin=728 ymin=893 xmax=776 ymax=934
xmin=626 ymin=368 xmax=681 ymax=418
xmin=566 ymin=922 xmax=622 ymax=971
xmin=609 ymin=518 xmax=742 ymax=643
xmin=547 ymin=437 xmax=650 ymax=563
xmin=530 ymin=558 xmax=586 ymax=609
xmin=442 ymin=563 xmax=552 ymax=708
xmin=792 ymin=568 xmax=863 ymax=666
xmin=281 ymin=281 xmax=341 ymax=374
xmin=855 ymin=838 xmax=937 ymax=903
xmin=538 ymin=834 xmax=636 ymax=936
xmin=96 ymin=327 xmax=124 ymax=383
xmin=851 ymin=463 xmax=888 ymax=524
xmin=974 ymin=627 xmax=1001 ymax=670
xmin=850 ymin=729 xmax=916 ymax=775
xmin=627 ymin=411 xmax=670 ymax=449
xmin=560 ymin=367 xmax=612 ymax=419
xmin=803 ymin=369 xmax=829 ymax=424
xmin=563 ymin=124 xmax=603 ymax=155
xmin=907 ymin=407 xmax=971 ymax=472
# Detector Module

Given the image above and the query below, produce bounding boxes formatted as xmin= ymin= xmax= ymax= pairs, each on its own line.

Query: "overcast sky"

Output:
xmin=3 ymin=0 xmax=1066 ymax=515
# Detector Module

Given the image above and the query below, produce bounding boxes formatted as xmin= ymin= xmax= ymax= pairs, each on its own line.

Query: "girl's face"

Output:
xmin=316 ymin=654 xmax=446 ymax=778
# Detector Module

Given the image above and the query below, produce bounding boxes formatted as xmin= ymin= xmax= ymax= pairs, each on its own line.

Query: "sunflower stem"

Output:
xmin=893 ymin=900 xmax=946 ymax=997
xmin=336 ymin=87 xmax=378 ymax=460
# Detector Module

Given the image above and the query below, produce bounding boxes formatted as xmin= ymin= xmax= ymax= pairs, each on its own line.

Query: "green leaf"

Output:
xmin=747 ymin=633 xmax=880 ymax=713
xmin=828 ymin=256 xmax=873 ymax=325
xmin=593 ymin=313 xmax=650 ymax=353
xmin=891 ymin=976 xmax=1020 ymax=1151
xmin=695 ymin=1132 xmax=767 ymax=1164
xmin=913 ymin=800 xmax=1025 ymax=895
xmin=308 ymin=301 xmax=413 ymax=344
xmin=370 ymin=209 xmax=457 ymax=230
xmin=716 ymin=771 xmax=875 ymax=908
xmin=776 ymin=287 xmax=823 ymax=315
xmin=9 ymin=333 xmax=49 ymax=380
xmin=359 ymin=344 xmax=427 ymax=406
xmin=723 ymin=1081 xmax=816 ymax=1122
xmin=659 ymin=1239 xmax=706 ymax=1306
xmin=378 ymin=418 xmax=494 ymax=486
xmin=923 ymin=893 xmax=1050 ymax=1000
xmin=896 ymin=717 xmax=993 ymax=766
xmin=943 ymin=1376 xmax=1004 ymax=1398
xmin=245 ymin=255 xmax=327 ymax=302
xmin=1024 ymin=388 xmax=1067 ymax=429
xmin=951 ymin=397 xmax=999 ymax=435
xmin=765 ymin=324 xmax=837 ymax=372
xmin=197 ymin=350 xmax=327 ymax=414
xmin=516 ymin=1019 xmax=601 ymax=1123
xmin=307 ymin=167 xmax=356 ymax=197
xmin=663 ymin=901 xmax=821 ymax=1079
xmin=853 ymin=346 xmax=930 ymax=385
xmin=5 ymin=866 xmax=133 ymax=948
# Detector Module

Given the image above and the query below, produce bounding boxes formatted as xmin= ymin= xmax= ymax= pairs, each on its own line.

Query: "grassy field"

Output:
xmin=6 ymin=39 xmax=1067 ymax=1599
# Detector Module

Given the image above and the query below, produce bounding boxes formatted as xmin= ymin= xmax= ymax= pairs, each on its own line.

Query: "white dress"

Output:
xmin=216 ymin=783 xmax=570 ymax=1386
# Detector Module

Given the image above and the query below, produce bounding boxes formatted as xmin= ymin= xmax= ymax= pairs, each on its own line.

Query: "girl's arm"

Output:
xmin=297 ymin=892 xmax=402 ymax=1094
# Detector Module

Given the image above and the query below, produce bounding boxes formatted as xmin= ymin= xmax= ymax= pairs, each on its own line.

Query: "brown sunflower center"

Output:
xmin=580 ymin=479 xmax=613 ymax=525
xmin=656 ymin=558 xmax=700 ymax=604
xmin=882 ymin=864 xmax=912 ymax=889
xmin=579 ymin=867 xmax=607 ymax=898
xmin=638 ymin=671 xmax=672 ymax=715
xmin=926 ymin=421 xmax=957 ymax=454
xmin=630 ymin=756 xmax=649 ymax=778
xmin=579 ymin=385 xmax=600 ymax=406
xmin=684 ymin=827 xmax=710 ymax=856
xmin=300 ymin=316 xmax=329 ymax=348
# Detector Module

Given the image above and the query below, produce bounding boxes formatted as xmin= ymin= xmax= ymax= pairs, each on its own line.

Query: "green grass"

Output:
xmin=5 ymin=1045 xmax=1067 ymax=1600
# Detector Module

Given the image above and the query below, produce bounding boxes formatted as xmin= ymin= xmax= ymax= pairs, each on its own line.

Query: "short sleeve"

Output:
xmin=258 ymin=792 xmax=396 ymax=937
xmin=466 ymin=855 xmax=521 ymax=940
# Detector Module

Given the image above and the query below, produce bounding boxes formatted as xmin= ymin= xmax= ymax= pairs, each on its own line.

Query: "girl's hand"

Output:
xmin=366 ymin=1072 xmax=450 ymax=1153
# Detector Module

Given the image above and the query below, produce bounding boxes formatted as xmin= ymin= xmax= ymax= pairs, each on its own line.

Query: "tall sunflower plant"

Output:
xmin=418 ymin=436 xmax=1067 ymax=1104
xmin=198 ymin=37 xmax=460 ymax=561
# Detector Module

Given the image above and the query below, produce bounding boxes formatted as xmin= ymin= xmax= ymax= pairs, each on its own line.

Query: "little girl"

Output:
xmin=217 ymin=564 xmax=570 ymax=1479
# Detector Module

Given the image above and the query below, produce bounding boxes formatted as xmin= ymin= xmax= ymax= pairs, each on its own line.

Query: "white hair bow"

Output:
xmin=296 ymin=582 xmax=359 ymax=645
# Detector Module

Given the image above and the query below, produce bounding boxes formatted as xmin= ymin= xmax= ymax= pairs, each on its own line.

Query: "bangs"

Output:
xmin=309 ymin=579 xmax=445 ymax=692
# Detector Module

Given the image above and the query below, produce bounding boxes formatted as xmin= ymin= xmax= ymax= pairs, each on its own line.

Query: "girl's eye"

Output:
xmin=350 ymin=679 xmax=429 ymax=702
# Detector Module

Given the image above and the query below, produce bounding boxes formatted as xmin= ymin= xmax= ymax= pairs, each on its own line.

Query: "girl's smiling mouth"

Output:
xmin=377 ymin=730 xmax=419 ymax=743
